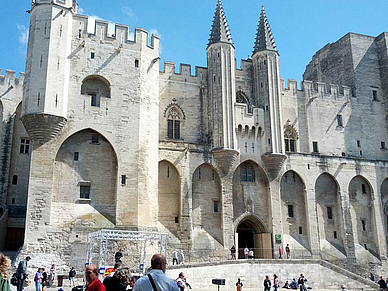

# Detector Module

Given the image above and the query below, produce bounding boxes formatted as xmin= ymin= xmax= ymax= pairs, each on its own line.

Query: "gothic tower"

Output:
xmin=252 ymin=6 xmax=284 ymax=155
xmin=21 ymin=0 xmax=77 ymax=143
xmin=207 ymin=0 xmax=236 ymax=151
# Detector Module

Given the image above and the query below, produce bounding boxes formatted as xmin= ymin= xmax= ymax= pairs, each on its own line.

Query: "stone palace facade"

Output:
xmin=0 ymin=0 xmax=387 ymax=273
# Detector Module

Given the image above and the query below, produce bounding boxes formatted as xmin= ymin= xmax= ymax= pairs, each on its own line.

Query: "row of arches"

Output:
xmin=45 ymin=126 xmax=385 ymax=259
xmin=158 ymin=159 xmax=383 ymax=258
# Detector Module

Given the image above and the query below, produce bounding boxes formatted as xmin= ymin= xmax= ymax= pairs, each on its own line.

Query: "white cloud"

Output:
xmin=122 ymin=6 xmax=135 ymax=19
xmin=77 ymin=6 xmax=85 ymax=14
xmin=17 ymin=24 xmax=28 ymax=47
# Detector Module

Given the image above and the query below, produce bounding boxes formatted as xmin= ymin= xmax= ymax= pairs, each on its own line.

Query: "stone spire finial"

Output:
xmin=253 ymin=6 xmax=277 ymax=54
xmin=208 ymin=0 xmax=233 ymax=47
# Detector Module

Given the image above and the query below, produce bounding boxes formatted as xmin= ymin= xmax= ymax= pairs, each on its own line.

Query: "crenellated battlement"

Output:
xmin=0 ymin=69 xmax=25 ymax=88
xmin=281 ymin=78 xmax=353 ymax=99
xmin=160 ymin=62 xmax=207 ymax=83
xmin=74 ymin=15 xmax=159 ymax=51
xmin=32 ymin=0 xmax=78 ymax=13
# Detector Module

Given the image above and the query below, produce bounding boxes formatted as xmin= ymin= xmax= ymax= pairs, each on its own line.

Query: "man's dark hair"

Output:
xmin=26 ymin=256 xmax=31 ymax=261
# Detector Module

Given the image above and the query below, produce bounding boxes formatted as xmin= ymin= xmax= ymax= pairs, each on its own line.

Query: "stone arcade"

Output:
xmin=0 ymin=0 xmax=388 ymax=276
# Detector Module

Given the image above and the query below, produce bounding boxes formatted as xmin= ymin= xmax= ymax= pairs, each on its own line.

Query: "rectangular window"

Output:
xmin=74 ymin=152 xmax=79 ymax=161
xmin=336 ymin=114 xmax=343 ymax=127
xmin=91 ymin=135 xmax=99 ymax=144
xmin=174 ymin=216 xmax=179 ymax=223
xmin=312 ymin=141 xmax=319 ymax=153
xmin=90 ymin=94 xmax=98 ymax=107
xmin=372 ymin=90 xmax=378 ymax=101
xmin=327 ymin=207 xmax=333 ymax=220
xmin=299 ymin=227 xmax=303 ymax=234
xmin=20 ymin=138 xmax=30 ymax=154
xmin=246 ymin=168 xmax=254 ymax=182
xmin=361 ymin=183 xmax=366 ymax=194
xmin=357 ymin=140 xmax=361 ymax=147
xmin=174 ymin=120 xmax=180 ymax=139
xmin=167 ymin=120 xmax=173 ymax=138
xmin=80 ymin=185 xmax=90 ymax=199
xmin=121 ymin=175 xmax=126 ymax=185
xmin=290 ymin=140 xmax=295 ymax=152
xmin=285 ymin=139 xmax=289 ymax=152
xmin=381 ymin=142 xmax=386 ymax=149
xmin=361 ymin=219 xmax=366 ymax=231
xmin=91 ymin=52 xmax=95 ymax=59
xmin=288 ymin=205 xmax=294 ymax=218
xmin=213 ymin=201 xmax=219 ymax=213
xmin=333 ymin=231 xmax=337 ymax=239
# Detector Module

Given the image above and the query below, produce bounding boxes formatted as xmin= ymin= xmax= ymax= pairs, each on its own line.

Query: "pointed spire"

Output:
xmin=253 ymin=6 xmax=277 ymax=54
xmin=208 ymin=0 xmax=233 ymax=47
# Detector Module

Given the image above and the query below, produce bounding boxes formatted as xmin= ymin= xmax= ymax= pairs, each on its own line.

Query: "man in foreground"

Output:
xmin=16 ymin=256 xmax=30 ymax=291
xmin=133 ymin=254 xmax=178 ymax=291
xmin=85 ymin=264 xmax=105 ymax=291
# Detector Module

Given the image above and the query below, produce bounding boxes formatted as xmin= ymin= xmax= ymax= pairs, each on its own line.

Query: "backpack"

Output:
xmin=10 ymin=273 xmax=19 ymax=286
xmin=70 ymin=269 xmax=76 ymax=277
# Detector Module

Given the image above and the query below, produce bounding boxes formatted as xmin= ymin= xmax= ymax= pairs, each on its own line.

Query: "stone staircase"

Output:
xmin=166 ymin=259 xmax=379 ymax=291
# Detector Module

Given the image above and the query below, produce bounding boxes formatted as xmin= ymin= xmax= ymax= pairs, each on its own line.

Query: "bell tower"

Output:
xmin=21 ymin=0 xmax=77 ymax=143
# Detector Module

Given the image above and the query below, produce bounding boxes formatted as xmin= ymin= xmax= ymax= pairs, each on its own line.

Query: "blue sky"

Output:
xmin=0 ymin=0 xmax=387 ymax=83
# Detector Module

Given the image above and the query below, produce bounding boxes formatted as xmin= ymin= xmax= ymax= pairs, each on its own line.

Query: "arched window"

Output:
xmin=167 ymin=107 xmax=182 ymax=139
xmin=284 ymin=123 xmax=298 ymax=153
xmin=81 ymin=75 xmax=111 ymax=107
xmin=241 ymin=163 xmax=255 ymax=182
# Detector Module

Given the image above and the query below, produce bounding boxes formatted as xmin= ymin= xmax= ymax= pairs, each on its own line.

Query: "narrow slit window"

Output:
xmin=361 ymin=219 xmax=366 ymax=231
xmin=312 ymin=141 xmax=319 ymax=153
xmin=12 ymin=175 xmax=18 ymax=185
xmin=288 ymin=205 xmax=294 ymax=218
xmin=213 ymin=201 xmax=219 ymax=213
xmin=327 ymin=206 xmax=333 ymax=219
xmin=121 ymin=175 xmax=126 ymax=185
xmin=74 ymin=152 xmax=79 ymax=161
xmin=299 ymin=227 xmax=303 ymax=234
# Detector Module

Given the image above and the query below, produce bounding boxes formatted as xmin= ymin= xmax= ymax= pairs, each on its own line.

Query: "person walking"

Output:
xmin=274 ymin=274 xmax=279 ymax=291
xmin=178 ymin=250 xmax=185 ymax=265
xmin=132 ymin=254 xmax=178 ymax=291
xmin=0 ymin=253 xmax=11 ymax=291
xmin=244 ymin=247 xmax=249 ymax=259
xmin=285 ymin=244 xmax=291 ymax=259
xmin=34 ymin=268 xmax=43 ymax=291
xmin=85 ymin=264 xmax=105 ymax=291
xmin=236 ymin=278 xmax=243 ymax=291
xmin=115 ymin=249 xmax=123 ymax=264
xmin=231 ymin=245 xmax=236 ymax=260
xmin=48 ymin=264 xmax=55 ymax=287
xmin=16 ymin=256 xmax=30 ymax=291
xmin=69 ymin=267 xmax=76 ymax=288
xmin=172 ymin=250 xmax=178 ymax=265
xmin=264 ymin=276 xmax=271 ymax=291
xmin=278 ymin=246 xmax=283 ymax=259
xmin=41 ymin=268 xmax=47 ymax=291
xmin=378 ymin=276 xmax=386 ymax=290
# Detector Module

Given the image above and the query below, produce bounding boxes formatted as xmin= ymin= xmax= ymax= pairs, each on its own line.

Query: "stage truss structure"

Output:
xmin=86 ymin=229 xmax=168 ymax=279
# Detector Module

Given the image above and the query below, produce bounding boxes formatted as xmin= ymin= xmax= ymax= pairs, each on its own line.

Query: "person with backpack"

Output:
xmin=69 ymin=267 xmax=76 ymax=288
xmin=41 ymin=268 xmax=47 ymax=291
xmin=16 ymin=256 xmax=30 ymax=291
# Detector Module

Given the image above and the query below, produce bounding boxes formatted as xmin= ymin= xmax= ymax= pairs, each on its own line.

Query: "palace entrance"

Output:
xmin=235 ymin=216 xmax=272 ymax=259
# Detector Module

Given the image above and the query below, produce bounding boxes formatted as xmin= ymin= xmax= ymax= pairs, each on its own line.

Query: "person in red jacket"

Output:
xmin=85 ymin=264 xmax=105 ymax=291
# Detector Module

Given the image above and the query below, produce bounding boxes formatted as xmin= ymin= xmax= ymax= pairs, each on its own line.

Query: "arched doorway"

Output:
xmin=235 ymin=215 xmax=271 ymax=259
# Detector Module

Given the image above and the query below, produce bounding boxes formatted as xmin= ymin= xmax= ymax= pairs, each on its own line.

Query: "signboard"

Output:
xmin=104 ymin=267 xmax=114 ymax=278
xmin=275 ymin=234 xmax=281 ymax=244
xmin=212 ymin=279 xmax=225 ymax=285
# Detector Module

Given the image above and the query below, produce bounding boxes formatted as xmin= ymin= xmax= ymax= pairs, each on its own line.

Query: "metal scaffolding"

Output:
xmin=86 ymin=229 xmax=168 ymax=279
